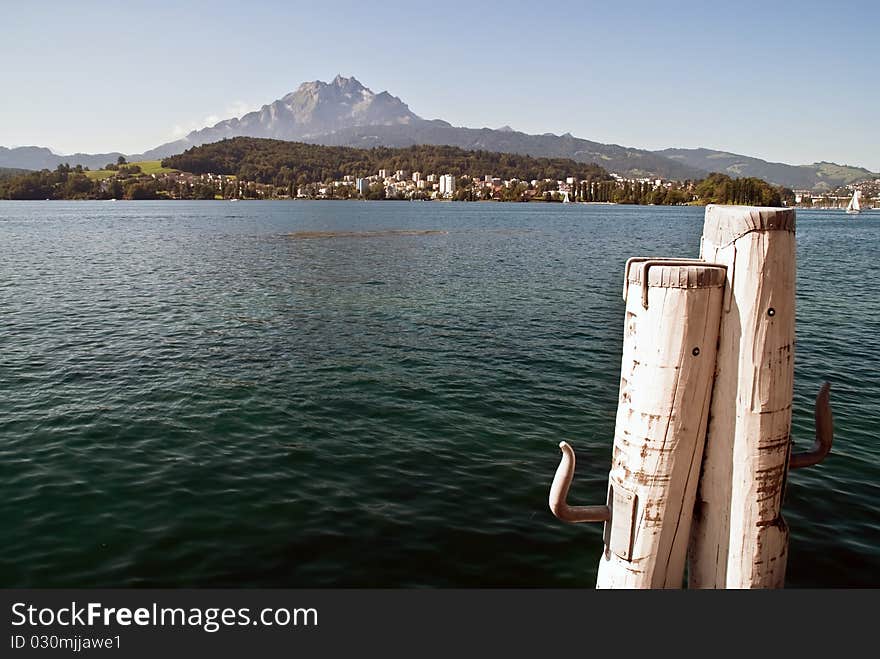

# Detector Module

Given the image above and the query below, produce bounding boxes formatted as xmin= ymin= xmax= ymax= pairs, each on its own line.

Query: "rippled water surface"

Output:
xmin=1 ymin=201 xmax=877 ymax=587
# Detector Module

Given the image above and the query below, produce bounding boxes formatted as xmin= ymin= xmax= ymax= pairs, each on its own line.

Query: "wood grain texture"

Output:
xmin=596 ymin=261 xmax=725 ymax=589
xmin=689 ymin=205 xmax=797 ymax=589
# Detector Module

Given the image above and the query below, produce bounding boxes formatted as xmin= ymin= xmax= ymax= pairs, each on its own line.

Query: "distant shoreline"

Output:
xmin=0 ymin=198 xmax=635 ymax=205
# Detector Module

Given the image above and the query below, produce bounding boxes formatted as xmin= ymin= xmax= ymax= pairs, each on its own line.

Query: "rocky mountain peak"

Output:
xmin=168 ymin=76 xmax=420 ymax=149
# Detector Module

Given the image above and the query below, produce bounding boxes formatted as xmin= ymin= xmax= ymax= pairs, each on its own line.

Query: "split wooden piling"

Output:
xmin=595 ymin=260 xmax=726 ymax=588
xmin=688 ymin=205 xmax=797 ymax=589
xmin=549 ymin=260 xmax=726 ymax=588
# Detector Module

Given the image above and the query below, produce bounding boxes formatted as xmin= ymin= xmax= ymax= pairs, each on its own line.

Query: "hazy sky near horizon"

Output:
xmin=1 ymin=0 xmax=878 ymax=169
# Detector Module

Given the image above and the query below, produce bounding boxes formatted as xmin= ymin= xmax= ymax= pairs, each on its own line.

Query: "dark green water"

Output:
xmin=1 ymin=201 xmax=877 ymax=587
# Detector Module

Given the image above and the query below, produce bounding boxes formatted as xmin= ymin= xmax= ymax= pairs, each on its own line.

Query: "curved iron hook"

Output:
xmin=549 ymin=441 xmax=610 ymax=523
xmin=790 ymin=381 xmax=833 ymax=469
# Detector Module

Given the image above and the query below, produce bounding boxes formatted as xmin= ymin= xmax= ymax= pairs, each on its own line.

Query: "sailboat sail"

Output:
xmin=846 ymin=190 xmax=861 ymax=214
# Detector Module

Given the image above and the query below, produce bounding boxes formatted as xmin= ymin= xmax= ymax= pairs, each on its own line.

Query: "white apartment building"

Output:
xmin=439 ymin=174 xmax=455 ymax=197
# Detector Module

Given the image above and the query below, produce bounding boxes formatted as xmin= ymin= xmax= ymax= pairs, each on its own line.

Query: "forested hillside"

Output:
xmin=162 ymin=138 xmax=613 ymax=186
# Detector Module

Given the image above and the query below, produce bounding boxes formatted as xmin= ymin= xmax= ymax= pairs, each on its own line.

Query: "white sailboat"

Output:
xmin=845 ymin=190 xmax=861 ymax=215
xmin=562 ymin=190 xmax=571 ymax=203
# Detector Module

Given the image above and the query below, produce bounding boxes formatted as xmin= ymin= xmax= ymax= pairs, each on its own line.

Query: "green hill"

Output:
xmin=162 ymin=138 xmax=614 ymax=185
xmin=85 ymin=160 xmax=179 ymax=181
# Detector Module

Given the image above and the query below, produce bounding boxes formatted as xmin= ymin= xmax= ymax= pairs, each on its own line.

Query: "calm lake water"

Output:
xmin=1 ymin=201 xmax=877 ymax=587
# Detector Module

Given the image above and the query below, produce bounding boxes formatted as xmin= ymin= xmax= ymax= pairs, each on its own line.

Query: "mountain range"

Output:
xmin=656 ymin=149 xmax=877 ymax=192
xmin=1 ymin=75 xmax=876 ymax=191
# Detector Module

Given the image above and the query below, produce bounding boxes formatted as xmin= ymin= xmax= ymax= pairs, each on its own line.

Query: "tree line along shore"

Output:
xmin=0 ymin=137 xmax=792 ymax=207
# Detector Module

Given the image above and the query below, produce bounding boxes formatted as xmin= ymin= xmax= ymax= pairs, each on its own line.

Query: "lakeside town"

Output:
xmin=145 ymin=167 xmax=683 ymax=204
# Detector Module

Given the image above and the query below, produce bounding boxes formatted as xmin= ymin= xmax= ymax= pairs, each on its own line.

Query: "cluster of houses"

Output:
xmin=298 ymin=169 xmax=669 ymax=201
xmin=325 ymin=170 xmax=460 ymax=199
xmin=97 ymin=170 xmax=240 ymax=197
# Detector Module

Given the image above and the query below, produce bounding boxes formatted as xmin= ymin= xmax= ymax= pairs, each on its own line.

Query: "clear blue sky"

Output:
xmin=2 ymin=0 xmax=878 ymax=170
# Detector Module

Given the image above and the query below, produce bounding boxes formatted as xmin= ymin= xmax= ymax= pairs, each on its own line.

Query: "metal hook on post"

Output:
xmin=790 ymin=381 xmax=833 ymax=469
xmin=548 ymin=441 xmax=610 ymax=523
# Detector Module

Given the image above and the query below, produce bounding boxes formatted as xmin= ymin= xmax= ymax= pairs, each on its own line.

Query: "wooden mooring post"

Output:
xmin=552 ymin=259 xmax=727 ymax=588
xmin=688 ymin=205 xmax=832 ymax=588
xmin=549 ymin=205 xmax=833 ymax=589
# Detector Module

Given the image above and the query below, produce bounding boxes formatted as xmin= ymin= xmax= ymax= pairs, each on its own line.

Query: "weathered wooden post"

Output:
xmin=688 ymin=205 xmax=831 ymax=588
xmin=549 ymin=205 xmax=832 ymax=588
xmin=550 ymin=259 xmax=727 ymax=588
